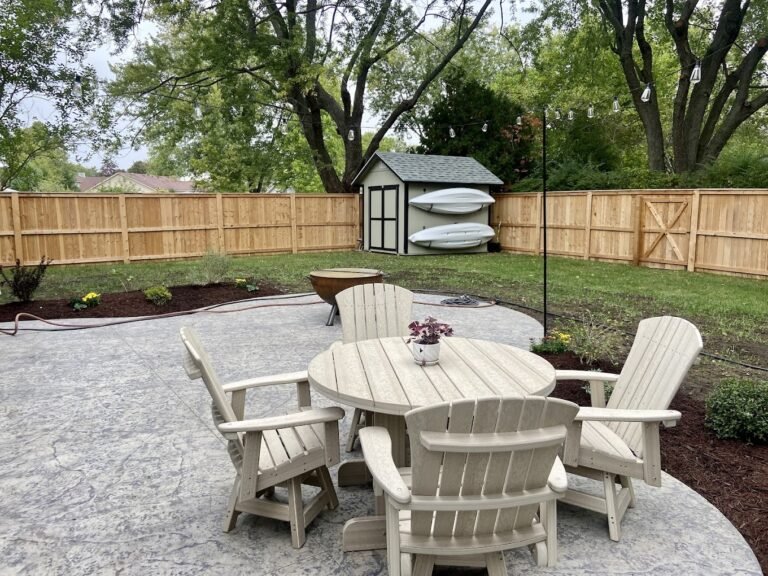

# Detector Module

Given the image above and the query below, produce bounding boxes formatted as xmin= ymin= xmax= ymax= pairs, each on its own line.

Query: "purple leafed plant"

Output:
xmin=408 ymin=316 xmax=454 ymax=345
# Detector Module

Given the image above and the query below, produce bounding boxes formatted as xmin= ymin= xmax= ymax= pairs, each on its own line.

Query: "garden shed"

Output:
xmin=353 ymin=152 xmax=503 ymax=255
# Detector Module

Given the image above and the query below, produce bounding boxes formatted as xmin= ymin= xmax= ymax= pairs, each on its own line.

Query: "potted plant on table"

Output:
xmin=408 ymin=316 xmax=453 ymax=366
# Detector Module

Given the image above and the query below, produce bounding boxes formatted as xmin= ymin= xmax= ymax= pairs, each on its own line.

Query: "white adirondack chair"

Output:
xmin=180 ymin=327 xmax=344 ymax=548
xmin=558 ymin=316 xmax=703 ymax=541
xmin=336 ymin=283 xmax=414 ymax=451
xmin=360 ymin=396 xmax=579 ymax=576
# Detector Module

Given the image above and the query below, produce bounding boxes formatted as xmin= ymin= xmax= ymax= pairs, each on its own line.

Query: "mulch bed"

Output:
xmin=0 ymin=282 xmax=284 ymax=323
xmin=1 ymin=287 xmax=766 ymax=570
xmin=540 ymin=351 xmax=768 ymax=572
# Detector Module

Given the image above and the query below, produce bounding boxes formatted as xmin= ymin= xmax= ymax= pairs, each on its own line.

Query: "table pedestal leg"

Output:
xmin=341 ymin=412 xmax=407 ymax=551
xmin=325 ymin=304 xmax=338 ymax=326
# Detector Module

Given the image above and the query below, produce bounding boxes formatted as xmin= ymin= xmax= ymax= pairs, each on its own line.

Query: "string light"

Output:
xmin=641 ymin=83 xmax=652 ymax=102
xmin=516 ymin=115 xmax=522 ymax=125
xmin=347 ymin=129 xmax=355 ymax=141
xmin=481 ymin=121 xmax=488 ymax=132
xmin=567 ymin=109 xmax=574 ymax=120
xmin=554 ymin=108 xmax=561 ymax=120
xmin=691 ymin=60 xmax=702 ymax=85
xmin=449 ymin=126 xmax=456 ymax=138
xmin=613 ymin=96 xmax=620 ymax=113
xmin=587 ymin=104 xmax=595 ymax=118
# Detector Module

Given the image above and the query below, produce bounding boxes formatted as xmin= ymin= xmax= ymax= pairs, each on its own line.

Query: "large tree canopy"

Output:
xmin=525 ymin=0 xmax=768 ymax=172
xmin=0 ymin=0 xmax=101 ymax=190
xmin=106 ymin=0 xmax=496 ymax=192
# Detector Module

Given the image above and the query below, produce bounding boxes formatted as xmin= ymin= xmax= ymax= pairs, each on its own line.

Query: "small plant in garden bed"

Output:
xmin=706 ymin=378 xmax=768 ymax=443
xmin=0 ymin=257 xmax=52 ymax=302
xmin=70 ymin=292 xmax=101 ymax=311
xmin=234 ymin=278 xmax=259 ymax=293
xmin=144 ymin=285 xmax=173 ymax=306
xmin=565 ymin=312 xmax=625 ymax=367
xmin=530 ymin=330 xmax=571 ymax=354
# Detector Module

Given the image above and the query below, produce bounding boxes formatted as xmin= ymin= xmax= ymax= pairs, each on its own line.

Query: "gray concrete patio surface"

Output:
xmin=0 ymin=293 xmax=760 ymax=575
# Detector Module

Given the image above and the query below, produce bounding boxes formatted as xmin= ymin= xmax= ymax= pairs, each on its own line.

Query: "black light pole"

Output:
xmin=542 ymin=106 xmax=548 ymax=335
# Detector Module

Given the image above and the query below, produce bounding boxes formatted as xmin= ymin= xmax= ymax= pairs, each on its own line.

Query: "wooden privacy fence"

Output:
xmin=0 ymin=193 xmax=359 ymax=266
xmin=491 ymin=189 xmax=768 ymax=278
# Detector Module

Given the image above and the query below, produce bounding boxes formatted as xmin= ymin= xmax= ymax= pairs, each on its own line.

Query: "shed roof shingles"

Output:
xmin=368 ymin=152 xmax=503 ymax=185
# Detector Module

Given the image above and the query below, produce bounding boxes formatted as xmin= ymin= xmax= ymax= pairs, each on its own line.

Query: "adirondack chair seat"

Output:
xmin=181 ymin=326 xmax=344 ymax=548
xmin=579 ymin=420 xmax=640 ymax=468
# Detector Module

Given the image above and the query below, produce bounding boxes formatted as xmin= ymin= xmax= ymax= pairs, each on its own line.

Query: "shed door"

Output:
xmin=369 ymin=185 xmax=398 ymax=252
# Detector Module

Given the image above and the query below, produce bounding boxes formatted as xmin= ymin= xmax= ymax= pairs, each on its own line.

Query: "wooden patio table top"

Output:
xmin=307 ymin=336 xmax=556 ymax=417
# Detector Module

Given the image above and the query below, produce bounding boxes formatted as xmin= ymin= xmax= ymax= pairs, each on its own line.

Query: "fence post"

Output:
xmin=584 ymin=191 xmax=593 ymax=260
xmin=687 ymin=190 xmax=701 ymax=272
xmin=535 ymin=192 xmax=543 ymax=255
xmin=10 ymin=193 xmax=23 ymax=264
xmin=632 ymin=194 xmax=644 ymax=266
xmin=289 ymin=194 xmax=298 ymax=254
xmin=118 ymin=195 xmax=130 ymax=263
xmin=215 ymin=193 xmax=225 ymax=254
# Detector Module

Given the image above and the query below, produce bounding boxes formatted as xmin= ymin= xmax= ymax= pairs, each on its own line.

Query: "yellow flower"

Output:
xmin=83 ymin=292 xmax=100 ymax=301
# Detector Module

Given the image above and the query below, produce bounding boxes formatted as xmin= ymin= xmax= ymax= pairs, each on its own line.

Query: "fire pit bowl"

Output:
xmin=309 ymin=268 xmax=383 ymax=325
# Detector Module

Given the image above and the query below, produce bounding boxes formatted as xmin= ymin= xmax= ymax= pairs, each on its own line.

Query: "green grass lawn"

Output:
xmin=3 ymin=251 xmax=767 ymax=375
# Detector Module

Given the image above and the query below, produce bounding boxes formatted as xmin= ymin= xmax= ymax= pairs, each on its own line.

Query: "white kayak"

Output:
xmin=408 ymin=223 xmax=495 ymax=249
xmin=409 ymin=187 xmax=495 ymax=214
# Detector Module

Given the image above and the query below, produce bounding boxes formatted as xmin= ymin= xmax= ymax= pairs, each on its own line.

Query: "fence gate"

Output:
xmin=637 ymin=196 xmax=691 ymax=268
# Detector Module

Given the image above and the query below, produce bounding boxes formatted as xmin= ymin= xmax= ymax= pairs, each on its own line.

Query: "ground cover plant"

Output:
xmin=1 ymin=250 xmax=766 ymax=569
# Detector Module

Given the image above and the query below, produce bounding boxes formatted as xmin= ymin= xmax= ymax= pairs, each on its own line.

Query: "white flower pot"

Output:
xmin=412 ymin=342 xmax=440 ymax=366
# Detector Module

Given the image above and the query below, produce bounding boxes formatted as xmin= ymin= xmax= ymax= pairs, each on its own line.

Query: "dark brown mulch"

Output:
xmin=0 ymin=282 xmax=285 ymax=323
xmin=540 ymin=351 xmax=768 ymax=572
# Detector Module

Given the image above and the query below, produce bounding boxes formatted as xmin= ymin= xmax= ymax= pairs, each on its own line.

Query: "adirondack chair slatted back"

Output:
xmin=181 ymin=327 xmax=244 ymax=459
xmin=337 ymin=284 xmax=413 ymax=344
xmin=608 ymin=316 xmax=703 ymax=456
xmin=405 ymin=396 xmax=578 ymax=539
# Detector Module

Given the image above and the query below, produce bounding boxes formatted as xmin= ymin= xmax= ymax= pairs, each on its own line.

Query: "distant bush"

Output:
xmin=192 ymin=250 xmax=232 ymax=285
xmin=144 ymin=285 xmax=173 ymax=306
xmin=566 ymin=313 xmax=624 ymax=367
xmin=705 ymin=379 xmax=768 ymax=443
xmin=0 ymin=257 xmax=52 ymax=302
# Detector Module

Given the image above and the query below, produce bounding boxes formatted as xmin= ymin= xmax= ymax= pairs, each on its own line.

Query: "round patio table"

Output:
xmin=307 ymin=335 xmax=556 ymax=552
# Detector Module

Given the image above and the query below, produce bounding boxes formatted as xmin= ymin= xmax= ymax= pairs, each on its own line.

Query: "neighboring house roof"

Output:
xmin=77 ymin=173 xmax=197 ymax=193
xmin=76 ymin=176 xmax=108 ymax=191
xmin=353 ymin=152 xmax=503 ymax=186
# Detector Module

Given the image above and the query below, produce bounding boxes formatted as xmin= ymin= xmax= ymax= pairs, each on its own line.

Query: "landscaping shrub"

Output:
xmin=566 ymin=313 xmax=625 ymax=367
xmin=705 ymin=378 xmax=768 ymax=443
xmin=0 ymin=257 xmax=52 ymax=302
xmin=144 ymin=285 xmax=173 ymax=306
xmin=530 ymin=330 xmax=571 ymax=354
xmin=192 ymin=250 xmax=232 ymax=285
xmin=70 ymin=291 xmax=101 ymax=310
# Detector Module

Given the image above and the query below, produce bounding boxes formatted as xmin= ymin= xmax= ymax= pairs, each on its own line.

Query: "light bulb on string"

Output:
xmin=449 ymin=126 xmax=456 ymax=138
xmin=641 ymin=83 xmax=652 ymax=103
xmin=691 ymin=60 xmax=702 ymax=85
xmin=587 ymin=104 xmax=595 ymax=118
xmin=481 ymin=121 xmax=488 ymax=133
xmin=567 ymin=109 xmax=574 ymax=121
xmin=613 ymin=96 xmax=620 ymax=113
xmin=554 ymin=108 xmax=561 ymax=120
xmin=347 ymin=129 xmax=355 ymax=141
xmin=516 ymin=116 xmax=522 ymax=126
xmin=73 ymin=74 xmax=83 ymax=99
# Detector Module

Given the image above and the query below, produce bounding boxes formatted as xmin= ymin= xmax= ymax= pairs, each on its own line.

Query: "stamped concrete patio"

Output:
xmin=0 ymin=293 xmax=760 ymax=575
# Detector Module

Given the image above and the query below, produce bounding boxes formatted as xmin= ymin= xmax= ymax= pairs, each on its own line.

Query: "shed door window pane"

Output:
xmin=384 ymin=193 xmax=397 ymax=219
xmin=370 ymin=189 xmax=383 ymax=218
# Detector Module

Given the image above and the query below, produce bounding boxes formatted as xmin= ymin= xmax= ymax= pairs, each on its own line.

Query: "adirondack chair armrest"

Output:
xmin=222 ymin=371 xmax=312 ymax=409
xmin=218 ymin=406 xmax=344 ymax=433
xmin=359 ymin=427 xmax=411 ymax=505
xmin=576 ymin=407 xmax=682 ymax=427
xmin=222 ymin=370 xmax=309 ymax=392
xmin=547 ymin=456 xmax=568 ymax=494
xmin=555 ymin=370 xmax=620 ymax=383
xmin=555 ymin=371 xmax=620 ymax=408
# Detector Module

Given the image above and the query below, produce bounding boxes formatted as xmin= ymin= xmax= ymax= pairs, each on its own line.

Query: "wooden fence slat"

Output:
xmin=119 ymin=195 xmax=130 ymax=263
xmin=10 ymin=193 xmax=23 ymax=263
xmin=290 ymin=194 xmax=298 ymax=254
